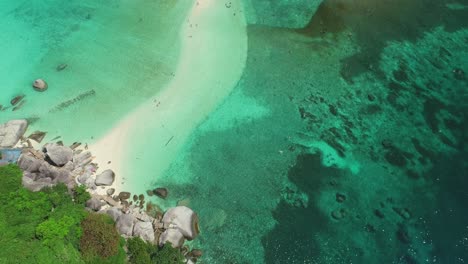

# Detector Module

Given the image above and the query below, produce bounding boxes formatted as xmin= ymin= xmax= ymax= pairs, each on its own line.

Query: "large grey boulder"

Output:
xmin=159 ymin=228 xmax=185 ymax=248
xmin=38 ymin=162 xmax=71 ymax=183
xmin=162 ymin=206 xmax=200 ymax=240
xmin=18 ymin=154 xmax=43 ymax=172
xmin=95 ymin=169 xmax=115 ymax=186
xmin=86 ymin=197 xmax=102 ymax=211
xmin=43 ymin=143 xmax=73 ymax=166
xmin=133 ymin=221 xmax=155 ymax=242
xmin=22 ymin=172 xmax=53 ymax=191
xmin=0 ymin=120 xmax=28 ymax=148
xmin=116 ymin=214 xmax=134 ymax=236
xmin=106 ymin=207 xmax=122 ymax=222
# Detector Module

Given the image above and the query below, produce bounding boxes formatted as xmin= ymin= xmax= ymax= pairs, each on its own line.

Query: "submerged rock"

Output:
xmin=189 ymin=249 xmax=203 ymax=258
xmin=95 ymin=169 xmax=115 ymax=186
xmin=32 ymin=79 xmax=48 ymax=92
xmin=154 ymin=187 xmax=168 ymax=199
xmin=331 ymin=208 xmax=347 ymax=220
xmin=336 ymin=193 xmax=346 ymax=203
xmin=10 ymin=95 xmax=25 ymax=106
xmin=56 ymin=64 xmax=68 ymax=71
xmin=28 ymin=131 xmax=47 ymax=143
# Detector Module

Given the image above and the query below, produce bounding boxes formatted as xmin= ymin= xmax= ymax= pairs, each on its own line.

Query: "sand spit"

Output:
xmin=89 ymin=0 xmax=248 ymax=194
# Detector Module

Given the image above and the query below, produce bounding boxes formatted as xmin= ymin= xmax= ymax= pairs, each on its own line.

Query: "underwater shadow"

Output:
xmin=299 ymin=0 xmax=468 ymax=83
xmin=262 ymin=152 xmax=343 ymax=263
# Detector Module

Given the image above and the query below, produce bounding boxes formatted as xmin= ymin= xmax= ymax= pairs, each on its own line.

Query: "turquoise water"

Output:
xmin=2 ymin=1 xmax=468 ymax=264
xmin=0 ymin=0 xmax=188 ymax=140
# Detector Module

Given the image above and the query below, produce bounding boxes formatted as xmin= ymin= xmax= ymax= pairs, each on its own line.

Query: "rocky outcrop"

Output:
xmin=19 ymin=153 xmax=77 ymax=192
xmin=106 ymin=207 xmax=122 ymax=222
xmin=159 ymin=228 xmax=185 ymax=248
xmin=22 ymin=174 xmax=54 ymax=192
xmin=7 ymin=118 xmax=200 ymax=262
xmin=116 ymin=214 xmax=134 ymax=236
xmin=0 ymin=120 xmax=28 ymax=148
xmin=133 ymin=221 xmax=155 ymax=242
xmin=95 ymin=169 xmax=115 ymax=186
xmin=86 ymin=197 xmax=103 ymax=211
xmin=161 ymin=206 xmax=200 ymax=240
xmin=43 ymin=143 xmax=73 ymax=166
xmin=18 ymin=144 xmax=97 ymax=192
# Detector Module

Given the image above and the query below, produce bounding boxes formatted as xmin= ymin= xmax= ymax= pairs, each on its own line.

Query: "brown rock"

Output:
xmin=56 ymin=64 xmax=68 ymax=71
xmin=154 ymin=187 xmax=168 ymax=199
xmin=10 ymin=94 xmax=25 ymax=106
xmin=106 ymin=188 xmax=115 ymax=196
xmin=33 ymin=79 xmax=48 ymax=91
xmin=118 ymin=191 xmax=131 ymax=200
xmin=190 ymin=249 xmax=203 ymax=258
xmin=146 ymin=190 xmax=154 ymax=196
xmin=28 ymin=131 xmax=47 ymax=143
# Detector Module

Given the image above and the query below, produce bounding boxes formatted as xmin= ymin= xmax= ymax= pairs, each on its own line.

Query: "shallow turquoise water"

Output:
xmin=1 ymin=1 xmax=468 ymax=264
xmin=0 ymin=0 xmax=187 ymax=141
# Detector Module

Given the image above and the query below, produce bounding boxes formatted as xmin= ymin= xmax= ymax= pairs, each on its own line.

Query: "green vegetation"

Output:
xmin=0 ymin=164 xmax=85 ymax=263
xmin=73 ymin=184 xmax=91 ymax=205
xmin=0 ymin=164 xmax=125 ymax=263
xmin=127 ymin=237 xmax=185 ymax=264
xmin=0 ymin=164 xmax=190 ymax=264
xmin=80 ymin=213 xmax=121 ymax=260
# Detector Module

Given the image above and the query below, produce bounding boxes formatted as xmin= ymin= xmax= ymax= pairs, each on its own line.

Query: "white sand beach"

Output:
xmin=89 ymin=0 xmax=248 ymax=194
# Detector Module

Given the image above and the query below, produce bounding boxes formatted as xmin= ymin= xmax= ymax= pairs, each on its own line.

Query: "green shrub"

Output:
xmin=73 ymin=185 xmax=91 ymax=205
xmin=0 ymin=164 xmax=24 ymax=195
xmin=80 ymin=213 xmax=120 ymax=260
xmin=127 ymin=237 xmax=185 ymax=264
xmin=127 ymin=237 xmax=153 ymax=264
xmin=0 ymin=165 xmax=86 ymax=263
xmin=36 ymin=215 xmax=76 ymax=244
xmin=152 ymin=243 xmax=185 ymax=264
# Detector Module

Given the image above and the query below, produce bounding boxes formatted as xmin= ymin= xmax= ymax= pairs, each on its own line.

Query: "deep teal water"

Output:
xmin=164 ymin=1 xmax=468 ymax=263
xmin=1 ymin=1 xmax=467 ymax=263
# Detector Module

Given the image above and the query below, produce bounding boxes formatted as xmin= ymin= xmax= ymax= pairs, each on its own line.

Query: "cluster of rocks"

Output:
xmin=0 ymin=119 xmax=203 ymax=263
xmin=18 ymin=142 xmax=95 ymax=192
xmin=0 ymin=79 xmax=48 ymax=112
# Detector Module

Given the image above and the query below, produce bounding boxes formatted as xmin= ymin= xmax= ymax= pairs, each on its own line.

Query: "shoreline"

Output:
xmin=89 ymin=0 xmax=248 ymax=195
